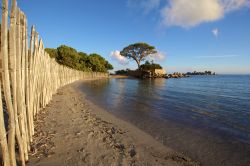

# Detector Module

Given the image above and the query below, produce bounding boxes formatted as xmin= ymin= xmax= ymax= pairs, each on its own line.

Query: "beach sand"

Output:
xmin=27 ymin=80 xmax=199 ymax=166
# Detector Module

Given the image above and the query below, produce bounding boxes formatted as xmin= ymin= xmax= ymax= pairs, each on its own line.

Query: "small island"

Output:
xmin=111 ymin=42 xmax=216 ymax=79
xmin=113 ymin=69 xmax=216 ymax=79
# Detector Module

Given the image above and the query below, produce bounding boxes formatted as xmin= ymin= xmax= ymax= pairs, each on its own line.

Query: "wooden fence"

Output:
xmin=0 ymin=0 xmax=108 ymax=165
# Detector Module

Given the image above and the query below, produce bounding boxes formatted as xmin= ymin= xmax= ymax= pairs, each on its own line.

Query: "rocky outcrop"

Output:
xmin=186 ymin=71 xmax=216 ymax=75
xmin=165 ymin=72 xmax=189 ymax=79
xmin=127 ymin=70 xmax=189 ymax=79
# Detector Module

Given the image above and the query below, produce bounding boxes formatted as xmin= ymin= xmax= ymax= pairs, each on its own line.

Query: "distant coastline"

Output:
xmin=186 ymin=71 xmax=216 ymax=76
xmin=111 ymin=70 xmax=216 ymax=79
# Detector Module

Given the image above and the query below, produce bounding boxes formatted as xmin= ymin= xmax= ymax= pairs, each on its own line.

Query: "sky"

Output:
xmin=16 ymin=0 xmax=250 ymax=74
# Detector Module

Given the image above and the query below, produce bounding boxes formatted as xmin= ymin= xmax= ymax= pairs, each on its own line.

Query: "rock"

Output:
xmin=165 ymin=72 xmax=188 ymax=79
xmin=75 ymin=132 xmax=81 ymax=136
xmin=77 ymin=148 xmax=85 ymax=153
xmin=114 ymin=143 xmax=125 ymax=150
xmin=109 ymin=127 xmax=116 ymax=134
xmin=128 ymin=146 xmax=136 ymax=157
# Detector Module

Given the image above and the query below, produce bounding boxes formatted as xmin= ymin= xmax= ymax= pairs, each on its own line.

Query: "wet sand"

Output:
xmin=27 ymin=80 xmax=198 ymax=166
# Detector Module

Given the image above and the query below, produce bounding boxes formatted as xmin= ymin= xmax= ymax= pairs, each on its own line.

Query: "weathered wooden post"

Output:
xmin=20 ymin=12 xmax=30 ymax=158
xmin=16 ymin=8 xmax=29 ymax=162
xmin=9 ymin=0 xmax=26 ymax=165
xmin=1 ymin=0 xmax=17 ymax=165
xmin=28 ymin=26 xmax=35 ymax=137
xmin=23 ymin=14 xmax=32 ymax=145
xmin=0 ymin=24 xmax=11 ymax=166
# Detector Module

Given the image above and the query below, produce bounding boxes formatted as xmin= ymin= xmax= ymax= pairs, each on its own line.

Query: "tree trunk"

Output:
xmin=136 ymin=60 xmax=140 ymax=69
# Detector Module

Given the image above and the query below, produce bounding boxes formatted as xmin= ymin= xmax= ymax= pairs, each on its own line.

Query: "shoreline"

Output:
xmin=27 ymin=80 xmax=199 ymax=166
xmin=76 ymin=78 xmax=250 ymax=166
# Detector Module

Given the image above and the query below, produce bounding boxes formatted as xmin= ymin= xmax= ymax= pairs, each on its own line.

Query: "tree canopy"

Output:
xmin=45 ymin=45 xmax=113 ymax=72
xmin=139 ymin=60 xmax=162 ymax=70
xmin=120 ymin=42 xmax=157 ymax=69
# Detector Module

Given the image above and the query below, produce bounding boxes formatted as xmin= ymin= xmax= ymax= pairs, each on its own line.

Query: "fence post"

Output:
xmin=28 ymin=26 xmax=35 ymax=137
xmin=16 ymin=8 xmax=29 ymax=162
xmin=1 ymin=0 xmax=17 ymax=165
xmin=23 ymin=14 xmax=32 ymax=146
xmin=9 ymin=0 xmax=26 ymax=165
xmin=0 ymin=18 xmax=11 ymax=166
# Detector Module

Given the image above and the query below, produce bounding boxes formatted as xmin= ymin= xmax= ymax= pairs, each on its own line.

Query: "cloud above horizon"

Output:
xmin=128 ymin=0 xmax=250 ymax=28
xmin=161 ymin=0 xmax=250 ymax=28
xmin=212 ymin=28 xmax=219 ymax=37
xmin=110 ymin=50 xmax=166 ymax=66
xmin=149 ymin=51 xmax=166 ymax=61
xmin=110 ymin=51 xmax=129 ymax=65
xmin=161 ymin=0 xmax=224 ymax=28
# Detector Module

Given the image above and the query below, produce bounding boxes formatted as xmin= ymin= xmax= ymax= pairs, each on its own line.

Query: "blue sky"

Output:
xmin=17 ymin=0 xmax=250 ymax=74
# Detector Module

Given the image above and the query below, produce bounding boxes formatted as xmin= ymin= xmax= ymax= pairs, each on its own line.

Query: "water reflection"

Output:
xmin=88 ymin=78 xmax=110 ymax=92
xmin=80 ymin=77 xmax=250 ymax=140
xmin=112 ymin=79 xmax=126 ymax=108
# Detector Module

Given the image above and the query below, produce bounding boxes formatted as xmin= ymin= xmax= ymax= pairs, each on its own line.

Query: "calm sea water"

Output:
xmin=78 ymin=75 xmax=250 ymax=166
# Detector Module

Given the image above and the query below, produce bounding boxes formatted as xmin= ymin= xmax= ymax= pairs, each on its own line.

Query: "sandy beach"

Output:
xmin=27 ymin=80 xmax=199 ymax=166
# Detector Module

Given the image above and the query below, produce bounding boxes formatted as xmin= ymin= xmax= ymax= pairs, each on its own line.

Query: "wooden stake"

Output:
xmin=9 ymin=1 xmax=25 ymax=165
xmin=1 ymin=0 xmax=17 ymax=165
xmin=0 ymin=17 xmax=11 ymax=166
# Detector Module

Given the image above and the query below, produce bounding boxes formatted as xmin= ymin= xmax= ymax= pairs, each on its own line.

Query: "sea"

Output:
xmin=78 ymin=75 xmax=250 ymax=166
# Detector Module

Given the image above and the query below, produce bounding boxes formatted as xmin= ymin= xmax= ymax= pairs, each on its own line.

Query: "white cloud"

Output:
xmin=221 ymin=0 xmax=250 ymax=12
xmin=110 ymin=50 xmax=165 ymax=65
xmin=149 ymin=51 xmax=166 ymax=61
xmin=212 ymin=28 xmax=219 ymax=37
xmin=110 ymin=50 xmax=129 ymax=65
xmin=161 ymin=0 xmax=250 ymax=28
